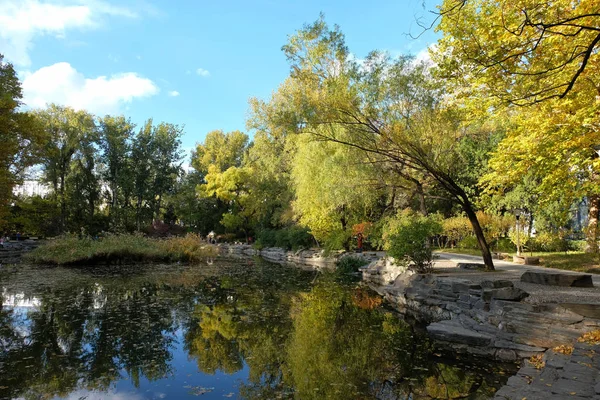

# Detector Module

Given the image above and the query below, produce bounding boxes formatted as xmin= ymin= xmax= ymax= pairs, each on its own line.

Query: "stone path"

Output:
xmin=494 ymin=341 xmax=600 ymax=399
xmin=433 ymin=252 xmax=600 ymax=305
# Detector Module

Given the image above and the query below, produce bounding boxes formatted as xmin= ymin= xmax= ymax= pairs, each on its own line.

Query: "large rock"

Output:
xmin=426 ymin=320 xmax=493 ymax=346
xmin=520 ymin=270 xmax=594 ymax=287
xmin=491 ymin=287 xmax=529 ymax=301
xmin=559 ymin=303 xmax=600 ymax=319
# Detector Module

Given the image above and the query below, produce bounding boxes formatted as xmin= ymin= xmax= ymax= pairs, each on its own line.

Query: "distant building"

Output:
xmin=13 ymin=180 xmax=50 ymax=197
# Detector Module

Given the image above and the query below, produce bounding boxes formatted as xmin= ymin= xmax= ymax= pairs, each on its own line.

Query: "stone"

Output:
xmin=494 ymin=339 xmax=546 ymax=353
xmin=550 ymin=378 xmax=594 ymax=397
xmin=457 ymin=262 xmax=487 ymax=270
xmin=513 ymin=255 xmax=540 ymax=265
xmin=496 ymin=348 xmax=518 ymax=362
xmin=481 ymin=279 xmax=514 ymax=289
xmin=451 ymin=281 xmax=471 ymax=293
xmin=426 ymin=320 xmax=493 ymax=346
xmin=491 ymin=287 xmax=529 ymax=301
xmin=545 ymin=352 xmax=570 ymax=369
xmin=521 ymin=271 xmax=594 ymax=288
xmin=560 ymin=303 xmax=600 ymax=319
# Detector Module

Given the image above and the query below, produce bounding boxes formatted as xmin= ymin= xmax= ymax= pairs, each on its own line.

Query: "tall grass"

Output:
xmin=25 ymin=234 xmax=218 ymax=266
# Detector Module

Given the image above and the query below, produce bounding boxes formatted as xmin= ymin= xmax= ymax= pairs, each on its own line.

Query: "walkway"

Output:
xmin=432 ymin=252 xmax=600 ymax=305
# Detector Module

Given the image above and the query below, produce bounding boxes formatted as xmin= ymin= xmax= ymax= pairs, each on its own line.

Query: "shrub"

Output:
xmin=323 ymin=228 xmax=352 ymax=255
xmin=255 ymin=226 xmax=314 ymax=251
xmin=529 ymin=231 xmax=569 ymax=252
xmin=568 ymin=240 xmax=587 ymax=252
xmin=457 ymin=235 xmax=480 ymax=250
xmin=334 ymin=256 xmax=368 ymax=283
xmin=383 ymin=209 xmax=442 ymax=273
xmin=508 ymin=227 xmax=531 ymax=252
xmin=493 ymin=237 xmax=516 ymax=253
xmin=442 ymin=216 xmax=472 ymax=247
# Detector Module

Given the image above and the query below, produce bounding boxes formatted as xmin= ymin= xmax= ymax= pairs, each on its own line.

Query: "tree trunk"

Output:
xmin=462 ymin=201 xmax=495 ymax=270
xmin=60 ymin=169 xmax=66 ymax=233
xmin=416 ymin=182 xmax=427 ymax=216
xmin=586 ymin=195 xmax=599 ymax=253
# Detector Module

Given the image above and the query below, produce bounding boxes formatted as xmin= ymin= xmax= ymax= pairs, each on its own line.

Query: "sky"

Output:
xmin=0 ymin=0 xmax=440 ymax=156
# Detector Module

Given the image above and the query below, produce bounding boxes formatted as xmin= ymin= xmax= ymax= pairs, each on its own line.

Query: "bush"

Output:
xmin=255 ymin=226 xmax=314 ymax=251
xmin=568 ymin=240 xmax=587 ymax=252
xmin=334 ymin=256 xmax=368 ymax=283
xmin=457 ymin=235 xmax=480 ymax=250
xmin=383 ymin=209 xmax=442 ymax=273
xmin=529 ymin=231 xmax=569 ymax=252
xmin=323 ymin=228 xmax=352 ymax=254
xmin=493 ymin=237 xmax=516 ymax=253
xmin=442 ymin=216 xmax=472 ymax=247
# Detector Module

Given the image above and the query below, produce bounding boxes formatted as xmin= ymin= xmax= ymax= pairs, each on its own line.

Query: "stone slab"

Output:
xmin=560 ymin=303 xmax=600 ymax=319
xmin=521 ymin=270 xmax=594 ymax=288
xmin=426 ymin=320 xmax=493 ymax=346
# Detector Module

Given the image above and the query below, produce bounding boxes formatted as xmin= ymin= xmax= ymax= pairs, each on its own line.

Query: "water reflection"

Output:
xmin=0 ymin=260 xmax=512 ymax=399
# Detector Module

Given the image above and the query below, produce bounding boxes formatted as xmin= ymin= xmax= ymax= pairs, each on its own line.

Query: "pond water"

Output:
xmin=0 ymin=258 xmax=515 ymax=400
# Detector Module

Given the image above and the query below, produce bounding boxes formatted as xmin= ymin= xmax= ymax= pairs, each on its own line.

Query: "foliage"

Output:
xmin=383 ymin=210 xmax=443 ymax=273
xmin=0 ymin=54 xmax=45 ymax=228
xmin=435 ymin=0 xmax=600 ymax=105
xmin=275 ymin=17 xmax=497 ymax=268
xmin=529 ymin=232 xmax=569 ymax=253
xmin=25 ymin=234 xmax=217 ymax=265
xmin=334 ymin=256 xmax=368 ymax=283
xmin=457 ymin=235 xmax=480 ymax=250
xmin=254 ymin=225 xmax=314 ymax=250
xmin=578 ymin=329 xmax=600 ymax=345
xmin=442 ymin=215 xmax=472 ymax=247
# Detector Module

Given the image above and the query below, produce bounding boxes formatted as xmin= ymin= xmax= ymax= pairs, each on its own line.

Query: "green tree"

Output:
xmin=35 ymin=105 xmax=96 ymax=233
xmin=98 ymin=115 xmax=135 ymax=232
xmin=272 ymin=18 xmax=496 ymax=268
xmin=0 ymin=54 xmax=45 ymax=228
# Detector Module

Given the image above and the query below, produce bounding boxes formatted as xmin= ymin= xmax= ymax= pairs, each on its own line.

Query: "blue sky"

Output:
xmin=1 ymin=0 xmax=440 ymax=155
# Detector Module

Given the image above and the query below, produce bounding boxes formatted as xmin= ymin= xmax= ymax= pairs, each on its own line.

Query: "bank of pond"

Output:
xmin=0 ymin=259 xmax=517 ymax=399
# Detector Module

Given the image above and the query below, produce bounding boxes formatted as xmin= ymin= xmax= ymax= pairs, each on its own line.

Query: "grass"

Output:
xmin=435 ymin=248 xmax=600 ymax=274
xmin=25 ymin=233 xmax=218 ymax=266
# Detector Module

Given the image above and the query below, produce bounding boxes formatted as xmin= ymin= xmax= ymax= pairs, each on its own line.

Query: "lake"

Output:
xmin=0 ymin=258 xmax=515 ymax=399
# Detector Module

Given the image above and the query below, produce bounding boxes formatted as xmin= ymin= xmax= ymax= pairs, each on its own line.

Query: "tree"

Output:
xmin=291 ymin=131 xmax=383 ymax=249
xmin=98 ymin=115 xmax=135 ymax=232
xmin=434 ymin=0 xmax=600 ymax=250
xmin=434 ymin=0 xmax=600 ymax=105
xmin=35 ymin=105 xmax=96 ymax=233
xmin=0 ymin=54 xmax=45 ymax=228
xmin=275 ymin=18 xmax=496 ymax=269
xmin=192 ymin=130 xmax=249 ymax=174
xmin=147 ymin=122 xmax=184 ymax=221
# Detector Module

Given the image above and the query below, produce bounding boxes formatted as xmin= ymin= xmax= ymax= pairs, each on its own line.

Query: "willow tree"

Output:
xmin=277 ymin=18 xmax=496 ymax=269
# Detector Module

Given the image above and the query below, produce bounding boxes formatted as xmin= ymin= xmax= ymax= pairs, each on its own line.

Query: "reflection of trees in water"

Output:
xmin=185 ymin=272 xmax=506 ymax=399
xmin=1 ymin=262 xmax=507 ymax=400
xmin=0 ymin=270 xmax=209 ymax=400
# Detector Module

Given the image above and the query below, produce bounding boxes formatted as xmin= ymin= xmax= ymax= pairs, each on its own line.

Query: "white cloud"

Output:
xmin=196 ymin=68 xmax=210 ymax=77
xmin=168 ymin=90 xmax=180 ymax=97
xmin=0 ymin=0 xmax=138 ymax=66
xmin=21 ymin=62 xmax=159 ymax=115
xmin=413 ymin=45 xmax=436 ymax=68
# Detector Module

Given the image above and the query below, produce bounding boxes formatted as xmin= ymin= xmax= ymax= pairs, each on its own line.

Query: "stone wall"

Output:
xmin=218 ymin=243 xmax=381 ymax=269
xmin=366 ymin=270 xmax=600 ymax=362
